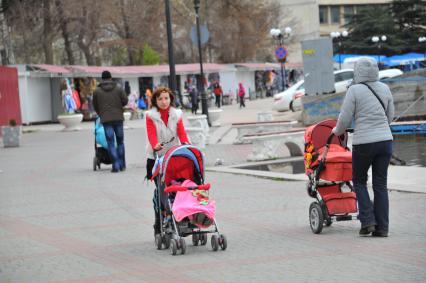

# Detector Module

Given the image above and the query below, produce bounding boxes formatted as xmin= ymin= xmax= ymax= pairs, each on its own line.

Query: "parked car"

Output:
xmin=272 ymin=69 xmax=354 ymax=112
xmin=273 ymin=68 xmax=403 ymax=112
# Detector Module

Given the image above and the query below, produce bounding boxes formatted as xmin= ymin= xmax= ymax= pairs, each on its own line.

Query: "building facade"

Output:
xmin=319 ymin=0 xmax=392 ymax=36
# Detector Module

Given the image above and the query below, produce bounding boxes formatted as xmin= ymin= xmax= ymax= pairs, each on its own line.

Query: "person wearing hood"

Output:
xmin=332 ymin=57 xmax=394 ymax=237
xmin=93 ymin=70 xmax=129 ymax=173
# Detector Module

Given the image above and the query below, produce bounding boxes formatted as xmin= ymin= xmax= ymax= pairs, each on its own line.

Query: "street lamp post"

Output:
xmin=270 ymin=27 xmax=291 ymax=91
xmin=330 ymin=30 xmax=348 ymax=70
xmin=164 ymin=0 xmax=180 ymax=105
xmin=372 ymin=35 xmax=387 ymax=67
xmin=419 ymin=36 xmax=426 ymax=61
xmin=193 ymin=0 xmax=210 ymax=126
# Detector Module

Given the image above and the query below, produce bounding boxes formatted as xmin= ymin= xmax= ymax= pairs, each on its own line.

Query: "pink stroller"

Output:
xmin=151 ymin=145 xmax=227 ymax=255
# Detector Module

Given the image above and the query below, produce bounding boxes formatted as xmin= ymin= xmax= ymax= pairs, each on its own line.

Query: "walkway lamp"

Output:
xmin=270 ymin=26 xmax=291 ymax=91
xmin=330 ymin=30 xmax=348 ymax=69
xmin=372 ymin=35 xmax=387 ymax=67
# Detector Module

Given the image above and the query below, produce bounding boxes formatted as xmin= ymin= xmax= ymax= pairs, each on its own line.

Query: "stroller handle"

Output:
xmin=164 ymin=183 xmax=211 ymax=193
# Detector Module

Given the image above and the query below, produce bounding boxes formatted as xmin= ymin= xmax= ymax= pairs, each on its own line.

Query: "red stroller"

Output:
xmin=304 ymin=119 xmax=358 ymax=234
xmin=151 ymin=145 xmax=227 ymax=255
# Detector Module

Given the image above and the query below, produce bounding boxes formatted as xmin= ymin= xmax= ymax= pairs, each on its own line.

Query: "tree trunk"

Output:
xmin=120 ymin=0 xmax=134 ymax=65
xmin=42 ymin=0 xmax=54 ymax=64
xmin=55 ymin=0 xmax=74 ymax=64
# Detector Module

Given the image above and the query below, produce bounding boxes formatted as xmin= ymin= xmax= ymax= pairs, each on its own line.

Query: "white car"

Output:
xmin=272 ymin=69 xmax=354 ymax=112
xmin=273 ymin=68 xmax=403 ymax=112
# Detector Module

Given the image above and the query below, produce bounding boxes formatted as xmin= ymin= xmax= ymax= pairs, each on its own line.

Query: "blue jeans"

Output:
xmin=103 ymin=121 xmax=125 ymax=171
xmin=352 ymin=140 xmax=392 ymax=232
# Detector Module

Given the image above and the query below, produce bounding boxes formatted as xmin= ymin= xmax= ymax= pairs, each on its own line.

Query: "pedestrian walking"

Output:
xmin=146 ymin=88 xmax=153 ymax=109
xmin=144 ymin=86 xmax=190 ymax=235
xmin=213 ymin=81 xmax=223 ymax=108
xmin=332 ymin=57 xmax=394 ymax=237
xmin=189 ymin=85 xmax=199 ymax=114
xmin=93 ymin=70 xmax=128 ymax=173
xmin=238 ymin=83 xmax=246 ymax=108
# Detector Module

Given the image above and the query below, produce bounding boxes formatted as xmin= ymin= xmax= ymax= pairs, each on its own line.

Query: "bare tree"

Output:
xmin=75 ymin=0 xmax=102 ymax=65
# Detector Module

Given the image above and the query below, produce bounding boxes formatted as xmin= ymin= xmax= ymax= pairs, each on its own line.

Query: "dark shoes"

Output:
xmin=372 ymin=231 xmax=388 ymax=237
xmin=111 ymin=168 xmax=119 ymax=173
xmin=359 ymin=225 xmax=375 ymax=236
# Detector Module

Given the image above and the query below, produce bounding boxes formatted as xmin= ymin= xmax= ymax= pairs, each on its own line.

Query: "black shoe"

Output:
xmin=111 ymin=168 xmax=119 ymax=173
xmin=372 ymin=231 xmax=388 ymax=237
xmin=120 ymin=166 xmax=126 ymax=172
xmin=359 ymin=225 xmax=375 ymax=236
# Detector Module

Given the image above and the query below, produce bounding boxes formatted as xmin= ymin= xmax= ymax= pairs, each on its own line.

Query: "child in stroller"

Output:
xmin=151 ymin=145 xmax=227 ymax=255
xmin=304 ymin=119 xmax=358 ymax=234
xmin=93 ymin=117 xmax=112 ymax=171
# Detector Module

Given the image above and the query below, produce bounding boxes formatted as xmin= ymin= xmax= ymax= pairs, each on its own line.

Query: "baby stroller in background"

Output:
xmin=93 ymin=117 xmax=112 ymax=171
xmin=304 ymin=119 xmax=358 ymax=234
xmin=151 ymin=144 xmax=227 ymax=255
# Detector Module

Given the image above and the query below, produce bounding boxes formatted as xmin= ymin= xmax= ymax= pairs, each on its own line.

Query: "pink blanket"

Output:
xmin=171 ymin=180 xmax=216 ymax=228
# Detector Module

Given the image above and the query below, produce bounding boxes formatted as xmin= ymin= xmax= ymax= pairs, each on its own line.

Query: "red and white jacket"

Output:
xmin=145 ymin=107 xmax=189 ymax=159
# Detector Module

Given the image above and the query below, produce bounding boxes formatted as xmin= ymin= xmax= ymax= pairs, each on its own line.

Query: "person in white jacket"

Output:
xmin=145 ymin=87 xmax=190 ymax=235
xmin=332 ymin=57 xmax=394 ymax=237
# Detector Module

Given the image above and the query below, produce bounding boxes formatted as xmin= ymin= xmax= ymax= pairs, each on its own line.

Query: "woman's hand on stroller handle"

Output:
xmin=154 ymin=137 xmax=176 ymax=151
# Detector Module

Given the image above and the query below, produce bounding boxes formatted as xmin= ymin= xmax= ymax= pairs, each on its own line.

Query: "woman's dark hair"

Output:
xmin=151 ymin=86 xmax=175 ymax=109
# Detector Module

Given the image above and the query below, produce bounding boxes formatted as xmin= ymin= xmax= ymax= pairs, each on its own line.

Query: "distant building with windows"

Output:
xmin=319 ymin=0 xmax=392 ymax=36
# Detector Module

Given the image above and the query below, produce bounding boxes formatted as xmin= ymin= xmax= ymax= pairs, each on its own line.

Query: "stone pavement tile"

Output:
xmin=0 ymin=236 xmax=59 ymax=260
xmin=0 ymin=254 xmax=115 ymax=283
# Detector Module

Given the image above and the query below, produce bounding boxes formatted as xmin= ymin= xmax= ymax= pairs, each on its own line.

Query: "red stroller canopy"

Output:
xmin=161 ymin=145 xmax=205 ymax=185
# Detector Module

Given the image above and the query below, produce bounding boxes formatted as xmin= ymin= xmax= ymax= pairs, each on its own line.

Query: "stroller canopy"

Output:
xmin=161 ymin=145 xmax=205 ymax=185
xmin=304 ymin=119 xmax=348 ymax=150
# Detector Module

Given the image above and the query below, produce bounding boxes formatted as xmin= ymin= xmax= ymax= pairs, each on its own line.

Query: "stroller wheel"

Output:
xmin=219 ymin=234 xmax=227 ymax=251
xmin=211 ymin=235 xmax=219 ymax=251
xmin=309 ymin=202 xmax=324 ymax=234
xmin=170 ymin=239 xmax=178 ymax=255
xmin=192 ymin=234 xmax=199 ymax=246
xmin=179 ymin=238 xmax=186 ymax=255
xmin=155 ymin=234 xmax=163 ymax=250
xmin=93 ymin=157 xmax=97 ymax=171
xmin=200 ymin=233 xmax=208 ymax=246
xmin=163 ymin=234 xmax=171 ymax=249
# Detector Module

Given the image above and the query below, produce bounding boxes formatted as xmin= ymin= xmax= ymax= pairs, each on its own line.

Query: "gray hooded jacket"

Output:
xmin=334 ymin=57 xmax=394 ymax=145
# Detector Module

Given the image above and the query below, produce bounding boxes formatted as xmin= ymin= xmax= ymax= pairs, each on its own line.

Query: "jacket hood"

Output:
xmin=99 ymin=80 xmax=117 ymax=91
xmin=353 ymin=57 xmax=379 ymax=83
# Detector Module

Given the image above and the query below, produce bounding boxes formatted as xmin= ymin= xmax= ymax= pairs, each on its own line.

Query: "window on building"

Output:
xmin=344 ymin=6 xmax=355 ymax=23
xmin=331 ymin=6 xmax=340 ymax=24
xmin=319 ymin=6 xmax=328 ymax=24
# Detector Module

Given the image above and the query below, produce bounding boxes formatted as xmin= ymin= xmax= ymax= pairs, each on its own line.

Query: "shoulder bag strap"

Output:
xmin=359 ymin=82 xmax=386 ymax=111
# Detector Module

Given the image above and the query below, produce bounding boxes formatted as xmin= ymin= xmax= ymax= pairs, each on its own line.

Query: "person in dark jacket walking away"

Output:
xmin=93 ymin=70 xmax=129 ymax=173
xmin=332 ymin=57 xmax=394 ymax=237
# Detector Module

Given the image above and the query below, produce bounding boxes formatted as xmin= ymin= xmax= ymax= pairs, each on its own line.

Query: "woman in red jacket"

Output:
xmin=145 ymin=86 xmax=190 ymax=235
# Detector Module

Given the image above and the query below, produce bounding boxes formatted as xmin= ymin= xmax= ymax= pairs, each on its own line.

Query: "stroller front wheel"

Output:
xmin=309 ymin=202 xmax=324 ymax=234
xmin=179 ymin=238 xmax=186 ymax=255
xmin=219 ymin=234 xmax=227 ymax=251
xmin=192 ymin=234 xmax=199 ymax=246
xmin=170 ymin=239 xmax=178 ymax=255
xmin=211 ymin=235 xmax=219 ymax=251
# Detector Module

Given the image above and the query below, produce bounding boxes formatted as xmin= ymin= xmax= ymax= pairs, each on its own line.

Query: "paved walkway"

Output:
xmin=1 ymin=98 xmax=425 ymax=282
